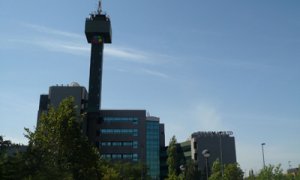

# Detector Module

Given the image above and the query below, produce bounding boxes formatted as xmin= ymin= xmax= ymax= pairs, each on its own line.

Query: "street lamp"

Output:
xmin=261 ymin=143 xmax=266 ymax=168
xmin=218 ymin=132 xmax=224 ymax=179
xmin=180 ymin=164 xmax=185 ymax=178
xmin=202 ymin=149 xmax=210 ymax=180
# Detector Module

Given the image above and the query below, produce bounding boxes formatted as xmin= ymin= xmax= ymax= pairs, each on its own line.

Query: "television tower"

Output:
xmin=85 ymin=0 xmax=112 ymax=112
xmin=85 ymin=0 xmax=112 ymax=140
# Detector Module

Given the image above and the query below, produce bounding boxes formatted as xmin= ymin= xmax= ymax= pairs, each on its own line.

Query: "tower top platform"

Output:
xmin=85 ymin=1 xmax=112 ymax=44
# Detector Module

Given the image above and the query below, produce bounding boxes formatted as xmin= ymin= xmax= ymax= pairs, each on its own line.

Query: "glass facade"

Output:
xmin=146 ymin=119 xmax=160 ymax=179
xmin=103 ymin=117 xmax=138 ymax=124
xmin=100 ymin=141 xmax=138 ymax=148
xmin=101 ymin=153 xmax=138 ymax=161
xmin=100 ymin=128 xmax=138 ymax=136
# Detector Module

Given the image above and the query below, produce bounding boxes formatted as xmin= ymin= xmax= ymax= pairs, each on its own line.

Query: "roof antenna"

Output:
xmin=97 ymin=0 xmax=102 ymax=14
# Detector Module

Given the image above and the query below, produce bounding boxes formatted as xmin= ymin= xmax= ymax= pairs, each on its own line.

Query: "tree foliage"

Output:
xmin=209 ymin=159 xmax=243 ymax=180
xmin=107 ymin=161 xmax=149 ymax=180
xmin=24 ymin=97 xmax=101 ymax=179
xmin=245 ymin=164 xmax=300 ymax=180
xmin=209 ymin=159 xmax=222 ymax=180
xmin=183 ymin=160 xmax=198 ymax=180
xmin=166 ymin=135 xmax=179 ymax=180
xmin=223 ymin=163 xmax=244 ymax=180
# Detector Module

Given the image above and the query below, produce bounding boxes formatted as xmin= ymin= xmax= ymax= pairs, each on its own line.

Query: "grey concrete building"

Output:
xmin=37 ymin=82 xmax=88 ymax=120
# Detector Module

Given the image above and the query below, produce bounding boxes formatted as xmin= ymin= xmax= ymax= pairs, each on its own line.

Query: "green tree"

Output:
xmin=256 ymin=164 xmax=284 ymax=180
xmin=245 ymin=170 xmax=256 ymax=180
xmin=166 ymin=136 xmax=179 ymax=180
xmin=295 ymin=166 xmax=300 ymax=180
xmin=101 ymin=164 xmax=120 ymax=180
xmin=0 ymin=153 xmax=26 ymax=180
xmin=111 ymin=161 xmax=149 ymax=180
xmin=0 ymin=136 xmax=27 ymax=180
xmin=182 ymin=160 xmax=198 ymax=180
xmin=209 ymin=159 xmax=222 ymax=180
xmin=209 ymin=160 xmax=243 ymax=180
xmin=24 ymin=97 xmax=101 ymax=179
xmin=223 ymin=163 xmax=244 ymax=180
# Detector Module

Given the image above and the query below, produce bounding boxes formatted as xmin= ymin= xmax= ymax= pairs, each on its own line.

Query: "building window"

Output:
xmin=101 ymin=154 xmax=111 ymax=159
xmin=101 ymin=142 xmax=112 ymax=146
xmin=123 ymin=154 xmax=133 ymax=159
xmin=100 ymin=129 xmax=138 ymax=136
xmin=103 ymin=117 xmax=139 ymax=125
xmin=133 ymin=153 xmax=138 ymax=161
xmin=193 ymin=141 xmax=197 ymax=149
xmin=100 ymin=141 xmax=138 ymax=148
xmin=123 ymin=141 xmax=133 ymax=146
xmin=112 ymin=142 xmax=122 ymax=146
xmin=133 ymin=129 xmax=138 ymax=136
xmin=112 ymin=154 xmax=122 ymax=159
xmin=133 ymin=141 xmax=138 ymax=148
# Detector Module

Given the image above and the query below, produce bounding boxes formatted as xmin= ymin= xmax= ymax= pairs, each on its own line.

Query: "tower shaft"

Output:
xmin=88 ymin=42 xmax=104 ymax=112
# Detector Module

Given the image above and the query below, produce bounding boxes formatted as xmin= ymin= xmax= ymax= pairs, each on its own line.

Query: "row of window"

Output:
xmin=100 ymin=129 xmax=138 ymax=136
xmin=104 ymin=117 xmax=139 ymax=124
xmin=100 ymin=141 xmax=138 ymax=148
xmin=101 ymin=153 xmax=139 ymax=161
xmin=146 ymin=126 xmax=159 ymax=130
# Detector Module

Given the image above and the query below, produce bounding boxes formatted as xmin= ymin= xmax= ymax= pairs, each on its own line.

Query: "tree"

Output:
xmin=245 ymin=169 xmax=256 ymax=180
xmin=107 ymin=161 xmax=149 ymax=180
xmin=0 ymin=136 xmax=27 ymax=180
xmin=182 ymin=160 xmax=198 ymax=180
xmin=167 ymin=136 xmax=179 ymax=180
xmin=223 ymin=163 xmax=244 ymax=180
xmin=244 ymin=164 xmax=300 ymax=180
xmin=24 ymin=97 xmax=102 ymax=179
xmin=209 ymin=159 xmax=222 ymax=180
xmin=256 ymin=164 xmax=283 ymax=180
xmin=101 ymin=164 xmax=120 ymax=180
xmin=0 ymin=152 xmax=26 ymax=180
xmin=209 ymin=159 xmax=243 ymax=180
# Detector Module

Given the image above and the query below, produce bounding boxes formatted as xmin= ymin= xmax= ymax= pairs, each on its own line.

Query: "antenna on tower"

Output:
xmin=97 ymin=0 xmax=102 ymax=14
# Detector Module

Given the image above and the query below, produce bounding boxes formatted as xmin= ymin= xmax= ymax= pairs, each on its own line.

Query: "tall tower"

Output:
xmin=85 ymin=1 xmax=112 ymax=140
xmin=85 ymin=1 xmax=112 ymax=112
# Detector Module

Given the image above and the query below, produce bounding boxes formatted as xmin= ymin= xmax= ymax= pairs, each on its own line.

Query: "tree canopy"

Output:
xmin=209 ymin=159 xmax=243 ymax=180
xmin=166 ymin=135 xmax=179 ymax=180
xmin=24 ymin=97 xmax=102 ymax=179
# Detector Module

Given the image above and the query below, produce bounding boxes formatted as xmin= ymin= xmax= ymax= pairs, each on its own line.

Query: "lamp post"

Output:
xmin=180 ymin=164 xmax=185 ymax=178
xmin=202 ymin=149 xmax=210 ymax=180
xmin=218 ymin=132 xmax=224 ymax=179
xmin=261 ymin=143 xmax=266 ymax=168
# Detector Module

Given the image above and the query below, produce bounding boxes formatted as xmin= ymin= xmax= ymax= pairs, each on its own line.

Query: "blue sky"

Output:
xmin=1 ymin=0 xmax=299 ymax=173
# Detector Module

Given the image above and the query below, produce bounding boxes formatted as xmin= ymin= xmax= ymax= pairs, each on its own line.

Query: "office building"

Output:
xmin=191 ymin=131 xmax=236 ymax=177
xmin=178 ymin=140 xmax=192 ymax=164
xmin=96 ymin=110 xmax=147 ymax=162
xmin=146 ymin=116 xmax=163 ymax=179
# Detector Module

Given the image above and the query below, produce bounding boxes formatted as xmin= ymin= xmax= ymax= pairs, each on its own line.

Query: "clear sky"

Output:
xmin=1 ymin=0 xmax=299 ymax=173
